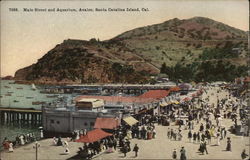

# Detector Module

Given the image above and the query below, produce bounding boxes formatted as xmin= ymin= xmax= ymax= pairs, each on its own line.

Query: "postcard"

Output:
xmin=0 ymin=0 xmax=249 ymax=160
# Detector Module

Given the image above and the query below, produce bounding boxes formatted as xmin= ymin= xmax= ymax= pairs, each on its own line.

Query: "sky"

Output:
xmin=1 ymin=0 xmax=249 ymax=77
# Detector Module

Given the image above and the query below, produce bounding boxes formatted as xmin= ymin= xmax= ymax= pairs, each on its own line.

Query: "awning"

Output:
xmin=75 ymin=129 xmax=112 ymax=143
xmin=123 ymin=116 xmax=138 ymax=126
xmin=94 ymin=117 xmax=120 ymax=129
xmin=160 ymin=102 xmax=169 ymax=107
xmin=170 ymin=100 xmax=179 ymax=104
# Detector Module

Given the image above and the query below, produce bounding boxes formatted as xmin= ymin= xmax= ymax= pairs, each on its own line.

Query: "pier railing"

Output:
xmin=0 ymin=107 xmax=42 ymax=125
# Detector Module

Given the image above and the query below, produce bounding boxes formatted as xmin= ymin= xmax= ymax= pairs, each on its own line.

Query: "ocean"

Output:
xmin=0 ymin=80 xmax=59 ymax=148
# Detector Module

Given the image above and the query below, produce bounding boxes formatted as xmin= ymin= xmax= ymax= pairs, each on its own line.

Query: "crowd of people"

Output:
xmin=2 ymin=132 xmax=38 ymax=152
xmin=1 ymin=85 xmax=249 ymax=160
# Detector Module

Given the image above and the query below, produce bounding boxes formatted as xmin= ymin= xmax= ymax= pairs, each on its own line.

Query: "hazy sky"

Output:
xmin=1 ymin=0 xmax=249 ymax=76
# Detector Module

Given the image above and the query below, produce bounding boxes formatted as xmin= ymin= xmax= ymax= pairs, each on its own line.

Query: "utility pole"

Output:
xmin=33 ymin=141 xmax=40 ymax=160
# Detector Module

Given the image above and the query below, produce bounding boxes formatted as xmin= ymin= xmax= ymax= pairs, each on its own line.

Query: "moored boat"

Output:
xmin=32 ymin=101 xmax=46 ymax=105
xmin=31 ymin=83 xmax=37 ymax=90
xmin=26 ymin=97 xmax=34 ymax=99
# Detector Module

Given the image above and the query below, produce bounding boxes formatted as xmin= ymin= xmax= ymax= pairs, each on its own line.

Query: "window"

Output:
xmin=84 ymin=122 xmax=88 ymax=126
xmin=50 ymin=120 xmax=54 ymax=124
xmin=57 ymin=121 xmax=60 ymax=124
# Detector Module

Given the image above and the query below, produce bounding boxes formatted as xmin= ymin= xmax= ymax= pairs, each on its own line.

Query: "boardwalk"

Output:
xmin=1 ymin=87 xmax=249 ymax=160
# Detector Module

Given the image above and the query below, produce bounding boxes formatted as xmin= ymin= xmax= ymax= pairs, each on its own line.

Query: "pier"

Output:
xmin=43 ymin=83 xmax=176 ymax=94
xmin=0 ymin=107 xmax=42 ymax=125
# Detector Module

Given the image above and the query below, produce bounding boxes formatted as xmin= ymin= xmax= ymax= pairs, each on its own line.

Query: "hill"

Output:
xmin=15 ymin=17 xmax=248 ymax=84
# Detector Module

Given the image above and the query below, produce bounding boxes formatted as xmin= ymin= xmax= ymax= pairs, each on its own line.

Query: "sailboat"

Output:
xmin=31 ymin=83 xmax=37 ymax=90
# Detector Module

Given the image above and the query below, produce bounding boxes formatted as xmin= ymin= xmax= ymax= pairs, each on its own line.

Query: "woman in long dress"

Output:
xmin=216 ymin=132 xmax=220 ymax=146
xmin=20 ymin=135 xmax=25 ymax=145
xmin=9 ymin=142 xmax=14 ymax=152
xmin=75 ymin=131 xmax=80 ymax=140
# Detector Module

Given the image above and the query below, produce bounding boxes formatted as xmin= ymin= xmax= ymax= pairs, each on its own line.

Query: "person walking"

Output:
xmin=193 ymin=132 xmax=197 ymax=143
xmin=180 ymin=146 xmax=187 ymax=160
xmin=172 ymin=149 xmax=177 ymax=159
xmin=203 ymin=139 xmax=208 ymax=154
xmin=133 ymin=144 xmax=139 ymax=157
xmin=123 ymin=144 xmax=128 ymax=157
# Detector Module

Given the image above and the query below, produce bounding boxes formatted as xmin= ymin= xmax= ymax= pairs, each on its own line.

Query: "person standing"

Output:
xmin=133 ymin=144 xmax=139 ymax=157
xmin=172 ymin=149 xmax=177 ymax=159
xmin=197 ymin=132 xmax=200 ymax=143
xmin=216 ymin=132 xmax=220 ymax=146
xmin=207 ymin=132 xmax=211 ymax=144
xmin=180 ymin=146 xmax=187 ymax=160
xmin=8 ymin=142 xmax=14 ymax=152
xmin=188 ymin=130 xmax=192 ymax=142
xmin=226 ymin=137 xmax=231 ymax=151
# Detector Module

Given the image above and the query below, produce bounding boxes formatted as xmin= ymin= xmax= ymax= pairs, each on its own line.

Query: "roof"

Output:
xmin=75 ymin=96 xmax=155 ymax=104
xmin=76 ymin=98 xmax=104 ymax=108
xmin=244 ymin=77 xmax=250 ymax=83
xmin=75 ymin=129 xmax=112 ymax=143
xmin=94 ymin=118 xmax=120 ymax=129
xmin=169 ymin=86 xmax=181 ymax=92
xmin=77 ymin=98 xmax=100 ymax=102
xmin=123 ymin=116 xmax=138 ymax=126
xmin=138 ymin=90 xmax=170 ymax=99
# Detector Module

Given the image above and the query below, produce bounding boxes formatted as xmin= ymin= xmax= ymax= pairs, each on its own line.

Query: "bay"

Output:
xmin=0 ymin=80 xmax=58 ymax=149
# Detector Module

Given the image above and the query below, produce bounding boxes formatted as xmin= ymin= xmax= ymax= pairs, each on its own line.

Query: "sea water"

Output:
xmin=0 ymin=80 xmax=59 ymax=148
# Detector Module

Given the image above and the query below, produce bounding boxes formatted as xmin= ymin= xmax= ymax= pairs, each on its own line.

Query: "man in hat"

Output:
xmin=133 ymin=144 xmax=139 ymax=157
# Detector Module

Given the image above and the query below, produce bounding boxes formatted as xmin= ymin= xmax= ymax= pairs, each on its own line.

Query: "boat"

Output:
xmin=13 ymin=100 xmax=19 ymax=103
xmin=32 ymin=101 xmax=46 ymax=105
xmin=17 ymin=95 xmax=24 ymax=97
xmin=5 ymin=93 xmax=11 ymax=96
xmin=16 ymin=87 xmax=23 ymax=89
xmin=26 ymin=97 xmax=34 ymax=99
xmin=7 ymin=91 xmax=13 ymax=94
xmin=31 ymin=83 xmax=37 ymax=90
xmin=4 ymin=86 xmax=10 ymax=88
xmin=46 ymin=95 xmax=58 ymax=98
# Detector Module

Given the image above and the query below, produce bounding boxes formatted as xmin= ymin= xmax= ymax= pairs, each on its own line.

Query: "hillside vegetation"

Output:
xmin=15 ymin=17 xmax=248 ymax=84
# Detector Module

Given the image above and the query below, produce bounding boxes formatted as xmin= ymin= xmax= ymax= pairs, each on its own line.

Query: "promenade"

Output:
xmin=1 ymin=87 xmax=249 ymax=160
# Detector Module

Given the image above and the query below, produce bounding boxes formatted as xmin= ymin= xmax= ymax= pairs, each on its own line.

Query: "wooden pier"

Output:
xmin=0 ymin=107 xmax=42 ymax=125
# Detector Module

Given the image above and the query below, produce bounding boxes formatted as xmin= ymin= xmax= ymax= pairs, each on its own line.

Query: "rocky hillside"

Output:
xmin=15 ymin=17 xmax=248 ymax=84
xmin=112 ymin=17 xmax=248 ymax=68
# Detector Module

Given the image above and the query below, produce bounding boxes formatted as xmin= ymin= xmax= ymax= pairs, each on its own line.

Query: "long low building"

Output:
xmin=42 ymin=98 xmax=121 ymax=137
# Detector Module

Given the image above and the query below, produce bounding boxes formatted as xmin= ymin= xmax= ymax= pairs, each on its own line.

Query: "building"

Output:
xmin=42 ymin=98 xmax=120 ymax=137
xmin=76 ymin=98 xmax=104 ymax=111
